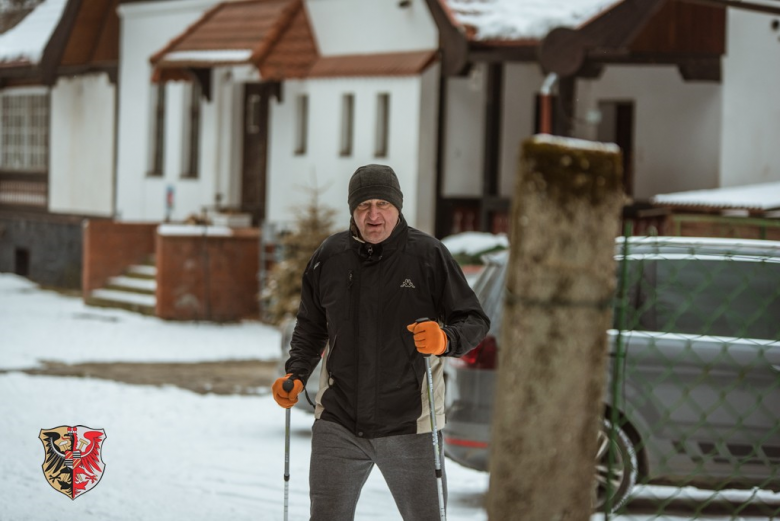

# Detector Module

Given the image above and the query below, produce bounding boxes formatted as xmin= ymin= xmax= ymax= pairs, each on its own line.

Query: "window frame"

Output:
xmin=374 ymin=92 xmax=390 ymax=158
xmin=182 ymin=81 xmax=201 ymax=179
xmin=0 ymin=87 xmax=50 ymax=174
xmin=339 ymin=93 xmax=354 ymax=157
xmin=148 ymin=82 xmax=166 ymax=177
xmin=294 ymin=94 xmax=308 ymax=156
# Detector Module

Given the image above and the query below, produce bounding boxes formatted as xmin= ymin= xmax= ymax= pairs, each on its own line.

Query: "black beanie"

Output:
xmin=348 ymin=164 xmax=403 ymax=214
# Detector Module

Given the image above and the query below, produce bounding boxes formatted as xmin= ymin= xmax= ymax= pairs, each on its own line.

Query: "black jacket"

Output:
xmin=286 ymin=215 xmax=490 ymax=438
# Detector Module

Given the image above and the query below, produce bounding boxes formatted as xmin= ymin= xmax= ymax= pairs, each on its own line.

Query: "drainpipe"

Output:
xmin=539 ymin=72 xmax=558 ymax=135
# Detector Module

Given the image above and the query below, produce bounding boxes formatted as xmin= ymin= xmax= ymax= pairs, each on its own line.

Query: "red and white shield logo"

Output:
xmin=39 ymin=425 xmax=107 ymax=499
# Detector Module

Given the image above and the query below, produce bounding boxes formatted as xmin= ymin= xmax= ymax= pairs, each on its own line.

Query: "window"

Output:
xmin=625 ymin=257 xmax=780 ymax=340
xmin=340 ymin=93 xmax=354 ymax=157
xmin=183 ymin=81 xmax=201 ymax=179
xmin=294 ymin=94 xmax=308 ymax=155
xmin=597 ymin=101 xmax=635 ymax=196
xmin=375 ymin=93 xmax=389 ymax=158
xmin=149 ymin=83 xmax=166 ymax=176
xmin=0 ymin=92 xmax=49 ymax=172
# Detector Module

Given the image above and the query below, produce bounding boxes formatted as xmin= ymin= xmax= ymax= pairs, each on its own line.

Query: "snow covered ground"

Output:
xmin=0 ymin=274 xmax=489 ymax=520
xmin=2 ymin=273 xmax=777 ymax=520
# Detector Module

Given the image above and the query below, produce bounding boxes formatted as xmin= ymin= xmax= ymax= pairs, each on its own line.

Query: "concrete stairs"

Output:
xmin=87 ymin=257 xmax=157 ymax=316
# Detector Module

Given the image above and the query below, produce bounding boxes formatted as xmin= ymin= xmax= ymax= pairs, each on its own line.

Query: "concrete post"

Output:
xmin=486 ymin=135 xmax=624 ymax=521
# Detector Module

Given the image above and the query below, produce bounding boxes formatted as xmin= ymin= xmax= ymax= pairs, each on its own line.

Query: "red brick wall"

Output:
xmin=82 ymin=221 xmax=157 ymax=296
xmin=156 ymin=229 xmax=261 ymax=322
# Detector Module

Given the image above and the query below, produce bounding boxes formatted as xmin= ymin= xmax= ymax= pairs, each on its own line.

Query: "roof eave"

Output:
xmin=0 ymin=0 xmax=83 ymax=84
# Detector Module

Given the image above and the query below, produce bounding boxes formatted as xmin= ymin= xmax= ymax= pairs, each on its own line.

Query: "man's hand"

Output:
xmin=272 ymin=374 xmax=304 ymax=409
xmin=406 ymin=320 xmax=448 ymax=356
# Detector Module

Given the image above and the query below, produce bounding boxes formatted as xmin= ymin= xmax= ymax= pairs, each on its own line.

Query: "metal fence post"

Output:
xmin=486 ymin=135 xmax=624 ymax=521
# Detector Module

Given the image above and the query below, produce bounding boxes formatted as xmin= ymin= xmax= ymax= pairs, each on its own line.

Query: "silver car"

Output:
xmin=443 ymin=236 xmax=780 ymax=511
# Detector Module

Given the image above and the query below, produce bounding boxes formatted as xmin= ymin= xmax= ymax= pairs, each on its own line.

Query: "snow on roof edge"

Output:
xmin=530 ymin=133 xmax=621 ymax=154
xmin=0 ymin=0 xmax=69 ymax=65
xmin=651 ymin=182 xmax=780 ymax=211
xmin=444 ymin=0 xmax=621 ymax=42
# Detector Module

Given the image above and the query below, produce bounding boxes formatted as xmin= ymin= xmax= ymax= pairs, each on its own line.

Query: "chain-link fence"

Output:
xmin=602 ymin=232 xmax=780 ymax=518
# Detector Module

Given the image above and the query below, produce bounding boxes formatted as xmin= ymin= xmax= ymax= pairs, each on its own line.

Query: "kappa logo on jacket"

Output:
xmin=400 ymin=279 xmax=416 ymax=289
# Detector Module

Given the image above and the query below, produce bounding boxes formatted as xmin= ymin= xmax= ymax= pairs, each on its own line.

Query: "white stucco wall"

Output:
xmin=414 ymin=64 xmax=440 ymax=234
xmin=48 ymin=74 xmax=115 ymax=216
xmin=576 ymin=65 xmax=722 ymax=199
xmin=500 ymin=63 xmax=544 ymax=198
xmin=442 ymin=63 xmax=487 ymax=197
xmin=266 ymin=74 xmax=437 ymax=233
xmin=443 ymin=62 xmax=722 ymax=203
xmin=720 ymin=8 xmax=780 ymax=187
xmin=305 ymin=0 xmax=437 ymax=56
xmin=116 ymin=0 xmax=223 ymax=222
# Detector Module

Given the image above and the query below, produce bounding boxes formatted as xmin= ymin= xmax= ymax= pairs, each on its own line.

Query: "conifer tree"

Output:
xmin=261 ymin=189 xmax=336 ymax=324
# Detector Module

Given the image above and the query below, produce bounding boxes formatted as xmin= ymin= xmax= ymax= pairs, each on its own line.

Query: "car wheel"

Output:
xmin=594 ymin=418 xmax=638 ymax=512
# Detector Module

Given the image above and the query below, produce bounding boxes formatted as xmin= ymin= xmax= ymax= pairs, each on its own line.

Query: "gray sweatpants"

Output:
xmin=309 ymin=419 xmax=447 ymax=521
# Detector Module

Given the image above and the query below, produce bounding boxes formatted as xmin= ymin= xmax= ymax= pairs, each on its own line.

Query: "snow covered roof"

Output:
xmin=0 ymin=0 xmax=68 ymax=66
xmin=651 ymin=182 xmax=780 ymax=212
xmin=441 ymin=0 xmax=621 ymax=42
xmin=151 ymin=0 xmax=319 ymax=81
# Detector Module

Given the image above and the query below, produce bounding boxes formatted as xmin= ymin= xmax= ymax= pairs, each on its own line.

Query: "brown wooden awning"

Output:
xmin=151 ymin=0 xmax=438 ymax=90
xmin=150 ymin=0 xmax=318 ymax=83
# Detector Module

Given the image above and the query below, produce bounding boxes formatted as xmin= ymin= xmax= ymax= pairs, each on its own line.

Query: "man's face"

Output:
xmin=353 ymin=199 xmax=399 ymax=244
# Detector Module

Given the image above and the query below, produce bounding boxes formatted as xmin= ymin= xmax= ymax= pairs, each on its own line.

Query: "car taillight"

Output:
xmin=451 ymin=335 xmax=497 ymax=370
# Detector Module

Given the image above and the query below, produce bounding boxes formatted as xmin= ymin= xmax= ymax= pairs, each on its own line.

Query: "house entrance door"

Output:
xmin=598 ymin=101 xmax=635 ymax=197
xmin=241 ymin=83 xmax=272 ymax=225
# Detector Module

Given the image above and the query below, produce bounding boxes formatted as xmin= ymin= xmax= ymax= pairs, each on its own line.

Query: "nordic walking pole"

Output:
xmin=415 ymin=318 xmax=447 ymax=521
xmin=283 ymin=377 xmax=294 ymax=521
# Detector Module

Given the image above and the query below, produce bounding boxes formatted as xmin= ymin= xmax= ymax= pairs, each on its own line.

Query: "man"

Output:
xmin=273 ymin=164 xmax=490 ymax=520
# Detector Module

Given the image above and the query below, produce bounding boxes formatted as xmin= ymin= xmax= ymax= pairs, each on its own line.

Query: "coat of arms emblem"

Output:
xmin=39 ymin=426 xmax=106 ymax=499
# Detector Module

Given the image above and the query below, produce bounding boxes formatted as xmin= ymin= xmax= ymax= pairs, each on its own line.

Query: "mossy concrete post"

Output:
xmin=486 ymin=135 xmax=624 ymax=521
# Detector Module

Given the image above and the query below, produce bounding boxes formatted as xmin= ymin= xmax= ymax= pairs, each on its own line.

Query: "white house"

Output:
xmin=115 ymin=0 xmax=780 ymax=239
xmin=0 ymin=0 xmax=119 ymax=287
xmin=427 ymin=0 xmax=780 ymax=235
xmin=719 ymin=5 xmax=780 ymax=188
xmin=117 ymin=0 xmax=441 ymax=234
xmin=267 ymin=0 xmax=440 ymax=232
xmin=115 ymin=0 xmax=221 ymax=223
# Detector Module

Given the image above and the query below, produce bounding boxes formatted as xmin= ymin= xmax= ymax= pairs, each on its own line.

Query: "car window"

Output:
xmin=475 ymin=260 xmax=508 ymax=340
xmin=613 ymin=258 xmax=646 ymax=330
xmin=625 ymin=257 xmax=780 ymax=340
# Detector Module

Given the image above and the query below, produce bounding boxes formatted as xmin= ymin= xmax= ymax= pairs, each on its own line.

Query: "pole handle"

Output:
xmin=415 ymin=317 xmax=432 ymax=357
xmin=282 ymin=377 xmax=294 ymax=392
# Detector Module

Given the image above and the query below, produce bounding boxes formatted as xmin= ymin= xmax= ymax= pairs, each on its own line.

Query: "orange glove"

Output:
xmin=272 ymin=374 xmax=304 ymax=409
xmin=406 ymin=320 xmax=448 ymax=356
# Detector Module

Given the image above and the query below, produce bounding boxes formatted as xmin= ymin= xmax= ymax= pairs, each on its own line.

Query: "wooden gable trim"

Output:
xmin=430 ymin=0 xmax=731 ymax=81
xmin=538 ymin=0 xmax=670 ymax=78
xmin=423 ymin=0 xmax=469 ymax=76
xmin=56 ymin=0 xmax=120 ymax=82
xmin=39 ymin=0 xmax=85 ymax=85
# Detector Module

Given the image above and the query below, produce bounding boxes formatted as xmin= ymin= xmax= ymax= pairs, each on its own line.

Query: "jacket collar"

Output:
xmin=351 ymin=214 xmax=407 ymax=260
